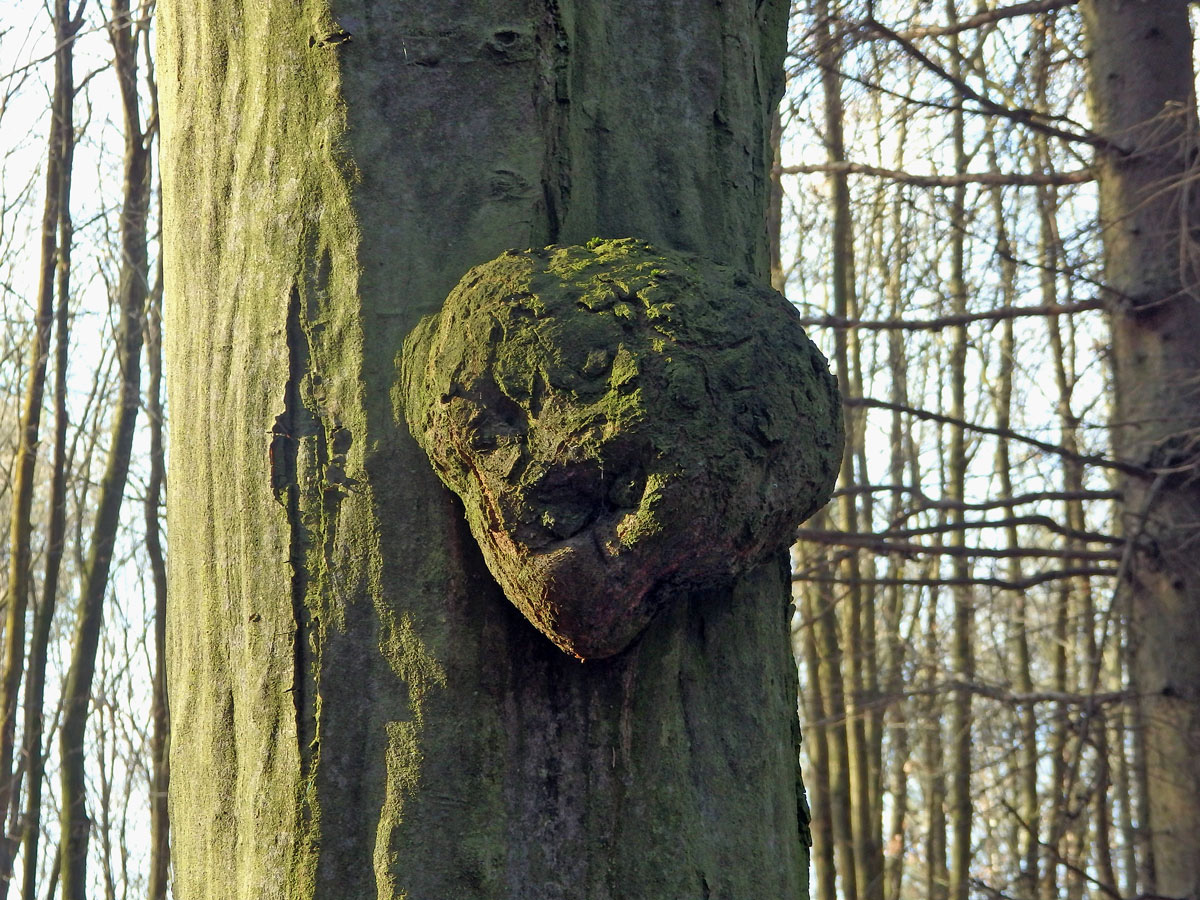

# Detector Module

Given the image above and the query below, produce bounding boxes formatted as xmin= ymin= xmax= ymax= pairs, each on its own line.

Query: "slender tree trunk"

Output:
xmin=19 ymin=218 xmax=70 ymax=900
xmin=140 ymin=27 xmax=170 ymax=899
xmin=1040 ymin=168 xmax=1104 ymax=900
xmin=798 ymin=570 xmax=837 ymax=900
xmin=923 ymin=567 xmax=948 ymax=900
xmin=807 ymin=539 xmax=858 ymax=900
xmin=1041 ymin=579 xmax=1069 ymax=900
xmin=159 ymin=2 xmax=813 ymax=898
xmin=40 ymin=847 xmax=58 ymax=900
xmin=0 ymin=4 xmax=80 ymax=892
xmin=1037 ymin=163 xmax=1078 ymax=900
xmin=58 ymin=3 xmax=148 ymax=897
xmin=987 ymin=155 xmax=1039 ymax=900
xmin=882 ymin=134 xmax=910 ymax=900
xmin=943 ymin=11 xmax=973 ymax=899
xmin=1044 ymin=197 xmax=1117 ymax=895
xmin=769 ymin=108 xmax=785 ymax=294
xmin=145 ymin=252 xmax=169 ymax=900
xmin=1081 ymin=5 xmax=1200 ymax=898
xmin=879 ymin=420 xmax=908 ymax=900
xmin=816 ymin=5 xmax=881 ymax=897
xmin=19 ymin=9 xmax=79 ymax=896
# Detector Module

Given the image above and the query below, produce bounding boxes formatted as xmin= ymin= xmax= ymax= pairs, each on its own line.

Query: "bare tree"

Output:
xmin=0 ymin=2 xmax=81 ymax=895
xmin=59 ymin=2 xmax=148 ymax=896
xmin=783 ymin=3 xmax=1155 ymax=898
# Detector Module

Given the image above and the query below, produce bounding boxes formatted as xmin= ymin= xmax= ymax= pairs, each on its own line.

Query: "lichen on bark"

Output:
xmin=402 ymin=238 xmax=843 ymax=659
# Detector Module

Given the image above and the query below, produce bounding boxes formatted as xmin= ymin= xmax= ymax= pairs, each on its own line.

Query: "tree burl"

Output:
xmin=401 ymin=238 xmax=842 ymax=659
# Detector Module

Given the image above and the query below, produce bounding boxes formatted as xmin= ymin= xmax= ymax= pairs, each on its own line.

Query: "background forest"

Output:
xmin=0 ymin=1 xmax=1194 ymax=899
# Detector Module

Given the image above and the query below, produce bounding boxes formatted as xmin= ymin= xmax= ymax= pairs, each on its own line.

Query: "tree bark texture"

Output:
xmin=1081 ymin=3 xmax=1200 ymax=898
xmin=158 ymin=2 xmax=808 ymax=898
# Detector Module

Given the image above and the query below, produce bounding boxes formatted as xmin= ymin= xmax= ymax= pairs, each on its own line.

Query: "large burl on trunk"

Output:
xmin=160 ymin=0 xmax=824 ymax=896
xmin=402 ymin=239 xmax=842 ymax=659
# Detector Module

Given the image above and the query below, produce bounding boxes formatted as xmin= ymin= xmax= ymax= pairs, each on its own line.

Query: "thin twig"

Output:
xmin=842 ymin=397 xmax=1147 ymax=477
xmin=795 ymin=299 xmax=1105 ymax=331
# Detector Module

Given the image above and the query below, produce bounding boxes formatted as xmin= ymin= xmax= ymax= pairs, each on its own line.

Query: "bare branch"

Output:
xmin=946 ymin=490 xmax=1122 ymax=512
xmin=833 ymin=515 xmax=1120 ymax=545
xmin=795 ymin=529 xmax=1124 ymax=562
xmin=842 ymin=396 xmax=1146 ymax=477
xmin=792 ymin=568 xmax=1120 ymax=591
xmin=891 ymin=0 xmax=1079 ymax=40
xmin=858 ymin=16 xmax=1110 ymax=150
xmin=777 ymin=160 xmax=1094 ymax=188
xmin=915 ymin=680 xmax=1132 ymax=708
xmin=794 ymin=299 xmax=1105 ymax=331
xmin=829 ymin=484 xmax=1123 ymax=510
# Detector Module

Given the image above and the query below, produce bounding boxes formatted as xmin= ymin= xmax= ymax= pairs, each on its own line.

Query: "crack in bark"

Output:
xmin=536 ymin=1 xmax=571 ymax=243
xmin=278 ymin=282 xmax=319 ymax=787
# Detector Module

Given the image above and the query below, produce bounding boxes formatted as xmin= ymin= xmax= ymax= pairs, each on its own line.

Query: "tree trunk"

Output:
xmin=798 ymin=572 xmax=837 ymax=900
xmin=769 ymin=107 xmax=785 ymax=294
xmin=815 ymin=4 xmax=881 ymax=896
xmin=0 ymin=3 xmax=79 ymax=891
xmin=145 ymin=255 xmax=170 ymax=900
xmin=1081 ymin=4 xmax=1200 ymax=898
xmin=804 ymin=532 xmax=858 ymax=900
xmin=158 ymin=2 xmax=813 ymax=898
xmin=58 ymin=3 xmax=148 ymax=896
xmin=988 ymin=154 xmax=1039 ymax=900
xmin=943 ymin=14 xmax=973 ymax=899
xmin=881 ymin=99 xmax=911 ymax=900
xmin=19 ymin=6 xmax=79 ymax=895
xmin=923 ymin=559 xmax=948 ymax=900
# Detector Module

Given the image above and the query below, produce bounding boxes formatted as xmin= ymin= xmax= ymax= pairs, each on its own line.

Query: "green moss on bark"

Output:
xmin=402 ymin=239 xmax=842 ymax=658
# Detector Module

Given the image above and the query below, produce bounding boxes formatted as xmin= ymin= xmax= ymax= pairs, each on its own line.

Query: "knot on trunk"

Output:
xmin=400 ymin=238 xmax=843 ymax=659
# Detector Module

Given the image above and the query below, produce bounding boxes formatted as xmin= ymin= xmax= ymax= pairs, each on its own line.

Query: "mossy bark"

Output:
xmin=159 ymin=2 xmax=808 ymax=898
xmin=402 ymin=240 xmax=841 ymax=660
